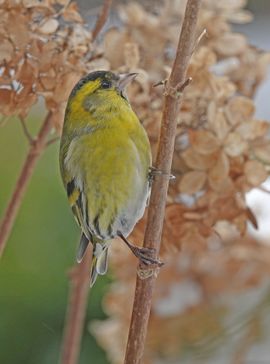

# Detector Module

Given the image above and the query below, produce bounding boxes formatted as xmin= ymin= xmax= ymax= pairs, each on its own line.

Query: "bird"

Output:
xmin=59 ymin=70 xmax=160 ymax=286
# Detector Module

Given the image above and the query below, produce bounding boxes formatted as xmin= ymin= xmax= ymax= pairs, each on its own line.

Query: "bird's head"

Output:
xmin=63 ymin=71 xmax=138 ymax=134
xmin=68 ymin=70 xmax=137 ymax=111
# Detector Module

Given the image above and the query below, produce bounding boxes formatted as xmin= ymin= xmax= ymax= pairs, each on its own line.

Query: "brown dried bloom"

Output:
xmin=91 ymin=1 xmax=270 ymax=363
xmin=0 ymin=0 xmax=109 ymax=130
xmin=2 ymin=0 xmax=269 ymax=362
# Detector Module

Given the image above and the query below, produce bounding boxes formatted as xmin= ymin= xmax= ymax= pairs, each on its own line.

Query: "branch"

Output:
xmin=0 ymin=112 xmax=53 ymax=257
xmin=59 ymin=2 xmax=114 ymax=362
xmin=60 ymin=247 xmax=92 ymax=364
xmin=124 ymin=1 xmax=202 ymax=363
xmin=19 ymin=116 xmax=35 ymax=145
xmin=92 ymin=0 xmax=112 ymax=42
xmin=46 ymin=136 xmax=59 ymax=147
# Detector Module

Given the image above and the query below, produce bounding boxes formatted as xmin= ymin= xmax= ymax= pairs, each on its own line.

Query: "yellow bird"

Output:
xmin=59 ymin=70 xmax=158 ymax=286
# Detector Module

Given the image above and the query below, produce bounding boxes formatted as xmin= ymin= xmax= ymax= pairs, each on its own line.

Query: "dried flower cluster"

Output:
xmin=0 ymin=0 xmax=108 ymax=130
xmin=90 ymin=1 xmax=270 ymax=363
xmin=1 ymin=0 xmax=270 ymax=362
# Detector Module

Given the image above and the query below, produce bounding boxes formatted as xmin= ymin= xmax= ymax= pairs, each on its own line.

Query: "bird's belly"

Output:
xmin=110 ymin=185 xmax=149 ymax=238
xmin=69 ymin=130 xmax=151 ymax=241
xmin=86 ymin=161 xmax=149 ymax=240
xmin=89 ymin=179 xmax=149 ymax=240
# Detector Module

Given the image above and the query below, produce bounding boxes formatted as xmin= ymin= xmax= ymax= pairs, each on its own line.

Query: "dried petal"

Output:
xmin=104 ymin=29 xmax=129 ymax=69
xmin=53 ymin=72 xmax=81 ymax=103
xmin=124 ymin=42 xmax=140 ymax=69
xmin=252 ymin=144 xmax=270 ymax=164
xmin=214 ymin=220 xmax=240 ymax=241
xmin=181 ymin=147 xmax=219 ymax=170
xmin=0 ymin=39 xmax=13 ymax=62
xmin=189 ymin=130 xmax=220 ymax=155
xmin=214 ymin=0 xmax=247 ymax=10
xmin=39 ymin=68 xmax=57 ymax=91
xmin=235 ymin=120 xmax=269 ymax=140
xmin=0 ymin=89 xmax=14 ymax=116
xmin=62 ymin=2 xmax=83 ymax=23
xmin=208 ymin=152 xmax=230 ymax=188
xmin=6 ymin=12 xmax=29 ymax=49
xmin=213 ymin=33 xmax=247 ymax=57
xmin=228 ymin=10 xmax=253 ymax=24
xmin=225 ymin=96 xmax=255 ymax=125
xmin=224 ymin=132 xmax=248 ymax=157
xmin=208 ymin=107 xmax=230 ymax=141
xmin=39 ymin=19 xmax=59 ymax=35
xmin=50 ymin=103 xmax=65 ymax=134
xmin=179 ymin=171 xmax=207 ymax=194
xmin=244 ymin=160 xmax=268 ymax=186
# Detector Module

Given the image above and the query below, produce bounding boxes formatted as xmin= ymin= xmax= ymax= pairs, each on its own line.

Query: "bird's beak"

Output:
xmin=117 ymin=73 xmax=138 ymax=92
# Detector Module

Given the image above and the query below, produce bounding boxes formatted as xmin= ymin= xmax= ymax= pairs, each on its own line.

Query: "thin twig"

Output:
xmin=59 ymin=1 xmax=113 ymax=363
xmin=19 ymin=116 xmax=35 ymax=144
xmin=192 ymin=28 xmax=207 ymax=54
xmin=0 ymin=112 xmax=53 ymax=257
xmin=91 ymin=0 xmax=112 ymax=42
xmin=257 ymin=185 xmax=270 ymax=194
xmin=46 ymin=136 xmax=59 ymax=147
xmin=0 ymin=115 xmax=10 ymax=126
xmin=60 ymin=248 xmax=92 ymax=364
xmin=124 ymin=1 xmax=202 ymax=364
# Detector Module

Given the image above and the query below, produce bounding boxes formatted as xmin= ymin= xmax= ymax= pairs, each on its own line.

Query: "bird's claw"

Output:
xmin=149 ymin=166 xmax=175 ymax=181
xmin=135 ymin=247 xmax=164 ymax=267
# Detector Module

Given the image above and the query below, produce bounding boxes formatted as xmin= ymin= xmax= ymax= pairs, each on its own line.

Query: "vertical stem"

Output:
xmin=92 ymin=0 xmax=112 ymax=41
xmin=0 ymin=112 xmax=53 ymax=257
xmin=60 ymin=248 xmax=92 ymax=364
xmin=124 ymin=1 xmax=201 ymax=363
xmin=59 ymin=2 xmax=113 ymax=363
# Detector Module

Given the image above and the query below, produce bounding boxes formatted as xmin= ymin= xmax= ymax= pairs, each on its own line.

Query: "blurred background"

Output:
xmin=0 ymin=114 xmax=110 ymax=363
xmin=0 ymin=1 xmax=270 ymax=364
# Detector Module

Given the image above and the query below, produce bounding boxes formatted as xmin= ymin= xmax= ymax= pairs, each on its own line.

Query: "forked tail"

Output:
xmin=76 ymin=233 xmax=109 ymax=286
xmin=90 ymin=241 xmax=109 ymax=287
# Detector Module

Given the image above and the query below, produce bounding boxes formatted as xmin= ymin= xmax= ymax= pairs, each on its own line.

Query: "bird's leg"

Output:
xmin=118 ymin=232 xmax=164 ymax=267
xmin=149 ymin=166 xmax=175 ymax=183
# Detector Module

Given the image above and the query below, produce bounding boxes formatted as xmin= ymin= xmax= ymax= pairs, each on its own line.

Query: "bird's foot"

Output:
xmin=149 ymin=166 xmax=175 ymax=182
xmin=131 ymin=246 xmax=164 ymax=267
xmin=118 ymin=232 xmax=164 ymax=267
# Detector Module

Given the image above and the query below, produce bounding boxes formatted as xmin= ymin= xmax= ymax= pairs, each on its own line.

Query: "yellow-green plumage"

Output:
xmin=59 ymin=71 xmax=151 ymax=286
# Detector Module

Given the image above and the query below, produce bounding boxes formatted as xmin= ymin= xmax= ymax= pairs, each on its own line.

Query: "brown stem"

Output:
xmin=57 ymin=2 xmax=115 ymax=363
xmin=60 ymin=247 xmax=92 ymax=364
xmin=0 ymin=112 xmax=53 ymax=257
xmin=92 ymin=0 xmax=112 ymax=42
xmin=19 ymin=116 xmax=35 ymax=144
xmin=124 ymin=1 xmax=201 ymax=363
xmin=59 ymin=2 xmax=115 ymax=362
xmin=46 ymin=136 xmax=60 ymax=147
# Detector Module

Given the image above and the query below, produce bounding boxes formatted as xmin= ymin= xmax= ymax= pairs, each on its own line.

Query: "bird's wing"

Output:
xmin=65 ymin=176 xmax=91 ymax=240
xmin=77 ymin=232 xmax=90 ymax=263
xmin=61 ymin=129 xmax=150 ymax=239
xmin=60 ymin=135 xmax=92 ymax=238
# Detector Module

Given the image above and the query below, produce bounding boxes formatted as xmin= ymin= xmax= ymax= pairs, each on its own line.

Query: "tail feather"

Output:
xmin=96 ymin=246 xmax=109 ymax=275
xmin=90 ymin=256 xmax=99 ymax=287
xmin=90 ymin=242 xmax=109 ymax=287
xmin=76 ymin=233 xmax=90 ymax=263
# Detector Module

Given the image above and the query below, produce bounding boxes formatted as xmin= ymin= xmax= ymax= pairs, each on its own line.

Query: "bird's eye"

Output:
xmin=101 ymin=80 xmax=111 ymax=89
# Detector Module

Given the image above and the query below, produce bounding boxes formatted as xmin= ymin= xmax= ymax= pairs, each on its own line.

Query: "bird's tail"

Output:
xmin=77 ymin=233 xmax=90 ymax=263
xmin=76 ymin=233 xmax=109 ymax=286
xmin=90 ymin=240 xmax=109 ymax=287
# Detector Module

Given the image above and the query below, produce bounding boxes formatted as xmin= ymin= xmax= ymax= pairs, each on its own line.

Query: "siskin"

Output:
xmin=59 ymin=70 xmax=159 ymax=286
